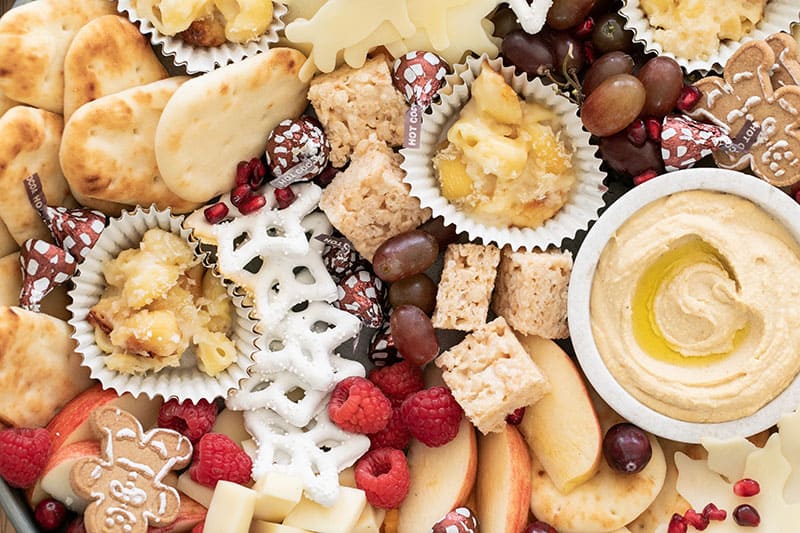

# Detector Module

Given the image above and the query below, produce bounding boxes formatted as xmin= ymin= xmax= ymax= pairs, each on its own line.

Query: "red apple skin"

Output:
xmin=41 ymin=440 xmax=101 ymax=478
xmin=149 ymin=494 xmax=207 ymax=532
xmin=38 ymin=440 xmax=101 ymax=512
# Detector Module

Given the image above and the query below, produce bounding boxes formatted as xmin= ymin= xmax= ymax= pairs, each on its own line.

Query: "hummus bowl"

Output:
xmin=569 ymin=168 xmax=800 ymax=443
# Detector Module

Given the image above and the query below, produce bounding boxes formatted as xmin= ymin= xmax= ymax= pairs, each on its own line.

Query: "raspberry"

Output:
xmin=354 ymin=448 xmax=410 ymax=509
xmin=369 ymin=409 xmax=410 ymax=451
xmin=189 ymin=433 xmax=252 ymax=487
xmin=368 ymin=361 xmax=425 ymax=408
xmin=400 ymin=387 xmax=463 ymax=447
xmin=329 ymin=376 xmax=392 ymax=434
xmin=158 ymin=399 xmax=217 ymax=444
xmin=0 ymin=427 xmax=52 ymax=488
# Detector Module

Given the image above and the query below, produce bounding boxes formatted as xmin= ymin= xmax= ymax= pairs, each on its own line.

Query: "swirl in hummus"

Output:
xmin=590 ymin=190 xmax=800 ymax=423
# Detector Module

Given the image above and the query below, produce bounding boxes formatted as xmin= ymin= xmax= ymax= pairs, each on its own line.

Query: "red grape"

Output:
xmin=592 ymin=13 xmax=634 ymax=54
xmin=502 ymin=31 xmax=555 ymax=77
xmin=637 ymin=56 xmax=684 ymax=117
xmin=390 ymin=305 xmax=439 ymax=366
xmin=602 ymin=423 xmax=652 ymax=474
xmin=581 ymin=74 xmax=645 ymax=136
xmin=582 ymin=51 xmax=634 ymax=96
xmin=492 ymin=6 xmax=521 ymax=38
xmin=547 ymin=0 xmax=597 ymax=30
xmin=389 ymin=274 xmax=437 ymax=315
xmin=372 ymin=230 xmax=439 ymax=282
xmin=550 ymin=31 xmax=586 ymax=75
xmin=598 ymin=134 xmax=665 ymax=176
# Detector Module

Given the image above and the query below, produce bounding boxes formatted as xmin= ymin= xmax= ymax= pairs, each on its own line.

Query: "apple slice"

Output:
xmin=149 ymin=492 xmax=207 ymax=532
xmin=397 ymin=417 xmax=477 ymax=533
xmin=39 ymin=440 xmax=100 ymax=512
xmin=516 ymin=335 xmax=602 ymax=493
xmin=475 ymin=425 xmax=531 ymax=533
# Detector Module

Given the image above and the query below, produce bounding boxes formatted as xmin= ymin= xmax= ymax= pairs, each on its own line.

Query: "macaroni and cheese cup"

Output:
xmin=400 ymin=54 xmax=606 ymax=251
xmin=68 ymin=206 xmax=259 ymax=402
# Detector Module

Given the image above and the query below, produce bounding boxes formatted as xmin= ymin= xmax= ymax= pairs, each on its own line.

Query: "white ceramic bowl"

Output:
xmin=569 ymin=168 xmax=800 ymax=442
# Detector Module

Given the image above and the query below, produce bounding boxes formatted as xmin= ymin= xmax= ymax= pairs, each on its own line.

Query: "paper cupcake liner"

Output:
xmin=116 ymin=0 xmax=288 ymax=74
xmin=400 ymin=54 xmax=606 ymax=252
xmin=621 ymin=0 xmax=800 ymax=74
xmin=67 ymin=205 xmax=259 ymax=402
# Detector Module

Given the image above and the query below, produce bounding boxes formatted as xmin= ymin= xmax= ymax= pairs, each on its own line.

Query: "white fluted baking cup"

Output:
xmin=68 ymin=205 xmax=259 ymax=402
xmin=621 ymin=0 xmax=800 ymax=74
xmin=569 ymin=168 xmax=800 ymax=443
xmin=116 ymin=0 xmax=288 ymax=74
xmin=400 ymin=54 xmax=606 ymax=252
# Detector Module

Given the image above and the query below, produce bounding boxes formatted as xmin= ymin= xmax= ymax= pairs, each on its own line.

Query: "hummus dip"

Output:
xmin=590 ymin=190 xmax=800 ymax=423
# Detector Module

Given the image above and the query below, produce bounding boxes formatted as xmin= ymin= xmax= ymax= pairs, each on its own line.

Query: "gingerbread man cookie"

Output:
xmin=688 ymin=33 xmax=800 ymax=187
xmin=70 ymin=406 xmax=193 ymax=533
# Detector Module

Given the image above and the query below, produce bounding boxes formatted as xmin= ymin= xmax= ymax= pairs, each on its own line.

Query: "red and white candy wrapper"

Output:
xmin=266 ymin=116 xmax=330 ymax=188
xmin=335 ymin=268 xmax=385 ymax=328
xmin=368 ymin=320 xmax=402 ymax=367
xmin=317 ymin=234 xmax=360 ymax=281
xmin=660 ymin=115 xmax=732 ymax=172
xmin=393 ymin=51 xmax=449 ymax=149
xmin=431 ymin=507 xmax=480 ymax=533
xmin=45 ymin=206 xmax=106 ymax=262
xmin=19 ymin=239 xmax=77 ymax=312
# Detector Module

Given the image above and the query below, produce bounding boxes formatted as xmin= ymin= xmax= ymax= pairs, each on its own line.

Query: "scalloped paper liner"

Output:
xmin=116 ymin=0 xmax=288 ymax=74
xmin=400 ymin=54 xmax=606 ymax=252
xmin=620 ymin=0 xmax=800 ymax=75
xmin=67 ymin=206 xmax=259 ymax=402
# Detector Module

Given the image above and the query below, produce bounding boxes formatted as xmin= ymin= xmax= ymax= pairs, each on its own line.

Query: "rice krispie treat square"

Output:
xmin=492 ymin=248 xmax=572 ymax=339
xmin=432 ymin=243 xmax=500 ymax=331
xmin=308 ymin=56 xmax=408 ymax=168
xmin=319 ymin=137 xmax=431 ymax=261
xmin=436 ymin=317 xmax=550 ymax=434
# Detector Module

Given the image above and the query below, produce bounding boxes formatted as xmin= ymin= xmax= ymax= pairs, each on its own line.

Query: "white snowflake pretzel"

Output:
xmin=244 ymin=407 xmax=370 ymax=506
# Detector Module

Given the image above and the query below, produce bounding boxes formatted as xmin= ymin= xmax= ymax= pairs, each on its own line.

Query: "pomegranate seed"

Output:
xmin=733 ymin=504 xmax=760 ymax=527
xmin=667 ymin=513 xmax=688 ymax=533
xmin=684 ymin=509 xmax=709 ymax=530
xmin=626 ymin=119 xmax=647 ymax=147
xmin=230 ymin=184 xmax=251 ymax=207
xmin=34 ymin=499 xmax=68 ymax=531
xmin=248 ymin=158 xmax=268 ymax=189
xmin=522 ymin=521 xmax=557 ymax=533
xmin=315 ymin=164 xmax=338 ymax=187
xmin=733 ymin=478 xmax=760 ymax=497
xmin=702 ymin=503 xmax=727 ymax=521
xmin=574 ymin=17 xmax=595 ymax=38
xmin=275 ymin=187 xmax=296 ymax=209
xmin=203 ymin=202 xmax=229 ymax=224
xmin=238 ymin=194 xmax=266 ymax=215
xmin=677 ymin=85 xmax=703 ymax=112
xmin=633 ymin=169 xmax=659 ymax=186
xmin=645 ymin=118 xmax=662 ymax=142
xmin=583 ymin=41 xmax=596 ymax=65
xmin=506 ymin=407 xmax=525 ymax=425
xmin=236 ymin=160 xmax=251 ymax=186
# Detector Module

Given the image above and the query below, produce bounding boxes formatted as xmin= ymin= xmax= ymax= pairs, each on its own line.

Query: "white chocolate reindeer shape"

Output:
xmin=71 ymin=406 xmax=193 ymax=533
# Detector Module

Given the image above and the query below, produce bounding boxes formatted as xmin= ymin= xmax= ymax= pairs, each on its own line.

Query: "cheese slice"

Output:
xmin=250 ymin=522 xmax=311 ymax=533
xmin=283 ymin=487 xmax=367 ymax=533
xmin=352 ymin=504 xmax=386 ymax=533
xmin=253 ymin=472 xmax=303 ymax=522
xmin=205 ymin=480 xmax=257 ymax=533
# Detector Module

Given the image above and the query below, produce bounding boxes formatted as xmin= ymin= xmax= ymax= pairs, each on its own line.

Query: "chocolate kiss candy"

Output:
xmin=660 ymin=115 xmax=732 ymax=172
xmin=392 ymin=51 xmax=449 ymax=108
xmin=335 ymin=268 xmax=385 ymax=329
xmin=317 ymin=234 xmax=360 ymax=281
xmin=19 ymin=239 xmax=77 ymax=312
xmin=266 ymin=116 xmax=331 ymax=188
xmin=45 ymin=206 xmax=106 ymax=262
xmin=431 ymin=507 xmax=480 ymax=533
xmin=368 ymin=320 xmax=403 ymax=367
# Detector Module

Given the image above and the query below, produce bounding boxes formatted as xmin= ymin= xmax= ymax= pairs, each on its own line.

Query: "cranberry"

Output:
xmin=248 ymin=158 xmax=268 ymax=189
xmin=275 ymin=187 xmax=296 ymax=209
xmin=203 ymin=202 xmax=229 ymax=224
xmin=523 ymin=521 xmax=557 ymax=533
xmin=66 ymin=516 xmax=87 ymax=533
xmin=676 ymin=85 xmax=702 ymax=113
xmin=602 ymin=423 xmax=652 ymax=473
xmin=626 ymin=119 xmax=647 ymax=147
xmin=683 ymin=509 xmax=709 ymax=530
xmin=633 ymin=169 xmax=659 ymax=186
xmin=34 ymin=498 xmax=68 ymax=531
xmin=733 ymin=478 xmax=760 ymax=497
xmin=235 ymin=160 xmax=251 ymax=186
xmin=239 ymin=194 xmax=267 ymax=215
xmin=733 ymin=504 xmax=760 ymax=527
xmin=506 ymin=407 xmax=525 ymax=425
xmin=574 ymin=17 xmax=595 ymax=39
xmin=645 ymin=117 xmax=662 ymax=142
xmin=230 ymin=184 xmax=252 ymax=207
xmin=667 ymin=513 xmax=688 ymax=533
xmin=702 ymin=503 xmax=727 ymax=521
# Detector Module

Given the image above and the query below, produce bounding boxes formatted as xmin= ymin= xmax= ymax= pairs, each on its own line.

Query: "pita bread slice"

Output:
xmin=0 ymin=306 xmax=92 ymax=427
xmin=0 ymin=218 xmax=16 ymax=258
xmin=0 ymin=90 xmax=17 ymax=119
xmin=60 ymin=77 xmax=201 ymax=213
xmin=155 ymin=47 xmax=309 ymax=203
xmin=64 ymin=15 xmax=168 ymax=121
xmin=0 ymin=106 xmax=70 ymax=245
xmin=0 ymin=252 xmax=71 ymax=322
xmin=0 ymin=0 xmax=116 ymax=113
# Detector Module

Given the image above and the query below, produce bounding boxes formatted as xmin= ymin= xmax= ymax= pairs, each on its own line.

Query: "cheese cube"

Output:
xmin=177 ymin=472 xmax=214 ymax=508
xmin=212 ymin=409 xmax=250 ymax=444
xmin=250 ymin=521 xmax=311 ymax=533
xmin=283 ymin=487 xmax=367 ymax=533
xmin=353 ymin=504 xmax=386 ymax=533
xmin=205 ymin=481 xmax=256 ymax=533
xmin=253 ymin=472 xmax=303 ymax=522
